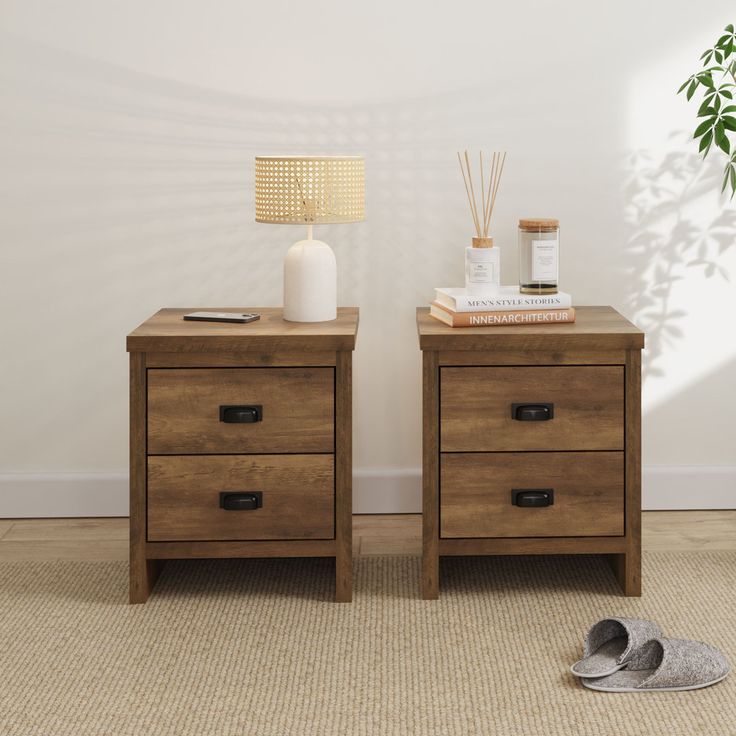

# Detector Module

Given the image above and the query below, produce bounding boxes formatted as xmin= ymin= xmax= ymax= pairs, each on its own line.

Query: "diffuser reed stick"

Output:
xmin=457 ymin=150 xmax=507 ymax=240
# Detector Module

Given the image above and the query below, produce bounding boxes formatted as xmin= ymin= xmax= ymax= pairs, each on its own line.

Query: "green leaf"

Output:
xmin=678 ymin=77 xmax=693 ymax=94
xmin=717 ymin=34 xmax=731 ymax=46
xmin=700 ymin=129 xmax=713 ymax=153
xmin=698 ymin=72 xmax=715 ymax=88
xmin=723 ymin=116 xmax=736 ymax=131
xmin=722 ymin=90 xmax=734 ymax=100
xmin=726 ymin=42 xmax=734 ymax=56
xmin=699 ymin=94 xmax=715 ymax=114
xmin=715 ymin=94 xmax=722 ymax=111
xmin=687 ymin=79 xmax=699 ymax=100
xmin=701 ymin=48 xmax=712 ymax=60
xmin=716 ymin=133 xmax=731 ymax=154
xmin=731 ymin=166 xmax=736 ymax=197
xmin=716 ymin=50 xmax=723 ymax=64
xmin=722 ymin=105 xmax=736 ymax=113
xmin=694 ymin=119 xmax=714 ymax=137
xmin=723 ymin=166 xmax=731 ymax=193
xmin=726 ymin=24 xmax=734 ymax=33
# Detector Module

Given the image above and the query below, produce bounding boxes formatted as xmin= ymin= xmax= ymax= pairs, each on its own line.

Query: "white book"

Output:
xmin=435 ymin=286 xmax=572 ymax=313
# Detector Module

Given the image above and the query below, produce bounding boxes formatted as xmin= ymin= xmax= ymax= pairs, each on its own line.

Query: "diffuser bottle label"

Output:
xmin=531 ymin=240 xmax=558 ymax=281
xmin=468 ymin=261 xmax=494 ymax=283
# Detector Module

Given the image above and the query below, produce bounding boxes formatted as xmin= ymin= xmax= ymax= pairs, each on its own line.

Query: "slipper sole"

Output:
xmin=581 ymin=672 xmax=729 ymax=693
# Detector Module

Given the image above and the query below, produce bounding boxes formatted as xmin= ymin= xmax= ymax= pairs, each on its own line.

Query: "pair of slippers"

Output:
xmin=570 ymin=617 xmax=730 ymax=692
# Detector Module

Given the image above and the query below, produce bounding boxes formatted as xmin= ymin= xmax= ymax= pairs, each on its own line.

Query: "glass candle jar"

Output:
xmin=518 ymin=219 xmax=559 ymax=294
xmin=465 ymin=237 xmax=500 ymax=295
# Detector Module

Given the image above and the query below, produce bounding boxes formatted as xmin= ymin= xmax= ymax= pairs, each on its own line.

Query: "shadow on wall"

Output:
xmin=622 ymin=132 xmax=736 ymax=382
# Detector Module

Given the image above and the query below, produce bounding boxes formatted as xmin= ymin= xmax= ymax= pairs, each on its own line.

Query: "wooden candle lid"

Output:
xmin=519 ymin=218 xmax=559 ymax=232
xmin=471 ymin=236 xmax=494 ymax=248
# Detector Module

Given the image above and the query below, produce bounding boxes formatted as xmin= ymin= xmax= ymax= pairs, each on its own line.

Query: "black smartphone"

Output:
xmin=183 ymin=312 xmax=261 ymax=324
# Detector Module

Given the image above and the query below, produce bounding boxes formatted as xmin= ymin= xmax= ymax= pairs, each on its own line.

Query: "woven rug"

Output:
xmin=1 ymin=553 xmax=734 ymax=736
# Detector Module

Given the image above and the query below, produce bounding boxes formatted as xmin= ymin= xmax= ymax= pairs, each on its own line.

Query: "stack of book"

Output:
xmin=430 ymin=287 xmax=575 ymax=327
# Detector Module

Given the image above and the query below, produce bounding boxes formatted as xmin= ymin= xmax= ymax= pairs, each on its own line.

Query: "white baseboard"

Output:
xmin=0 ymin=473 xmax=129 ymax=518
xmin=641 ymin=466 xmax=736 ymax=510
xmin=0 ymin=466 xmax=734 ymax=517
xmin=353 ymin=468 xmax=422 ymax=514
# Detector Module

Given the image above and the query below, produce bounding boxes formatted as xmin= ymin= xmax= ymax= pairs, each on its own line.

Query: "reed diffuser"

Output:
xmin=457 ymin=150 xmax=507 ymax=295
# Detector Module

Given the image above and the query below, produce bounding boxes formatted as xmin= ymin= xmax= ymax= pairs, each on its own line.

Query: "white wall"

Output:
xmin=1 ymin=0 xmax=735 ymax=514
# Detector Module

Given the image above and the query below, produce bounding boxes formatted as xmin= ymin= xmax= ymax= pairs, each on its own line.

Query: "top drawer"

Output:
xmin=148 ymin=367 xmax=334 ymax=454
xmin=440 ymin=365 xmax=623 ymax=452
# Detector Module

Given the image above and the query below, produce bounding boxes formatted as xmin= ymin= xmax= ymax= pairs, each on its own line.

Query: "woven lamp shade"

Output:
xmin=255 ymin=156 xmax=365 ymax=225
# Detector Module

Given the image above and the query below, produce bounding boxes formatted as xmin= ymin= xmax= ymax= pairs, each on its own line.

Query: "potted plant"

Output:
xmin=679 ymin=23 xmax=736 ymax=198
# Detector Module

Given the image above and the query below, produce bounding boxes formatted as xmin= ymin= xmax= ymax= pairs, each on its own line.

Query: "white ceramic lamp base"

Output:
xmin=283 ymin=238 xmax=337 ymax=322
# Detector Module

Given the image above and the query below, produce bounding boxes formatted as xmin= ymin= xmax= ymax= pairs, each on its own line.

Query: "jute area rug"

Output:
xmin=1 ymin=553 xmax=734 ymax=736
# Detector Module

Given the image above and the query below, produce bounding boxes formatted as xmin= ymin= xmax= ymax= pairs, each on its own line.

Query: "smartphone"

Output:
xmin=183 ymin=312 xmax=261 ymax=324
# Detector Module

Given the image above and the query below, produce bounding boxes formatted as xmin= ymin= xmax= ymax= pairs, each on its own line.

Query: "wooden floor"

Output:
xmin=0 ymin=512 xmax=734 ymax=561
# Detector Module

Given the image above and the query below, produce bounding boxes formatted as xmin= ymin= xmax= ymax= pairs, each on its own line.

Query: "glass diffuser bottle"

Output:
xmin=518 ymin=218 xmax=559 ymax=294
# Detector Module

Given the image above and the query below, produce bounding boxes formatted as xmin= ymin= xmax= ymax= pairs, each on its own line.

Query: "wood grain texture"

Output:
xmin=422 ymin=351 xmax=440 ymax=599
xmin=440 ymin=452 xmax=624 ymax=538
xmin=440 ymin=366 xmax=624 ymax=452
xmin=335 ymin=351 xmax=353 ymax=602
xmin=611 ymin=348 xmax=643 ymax=596
xmin=147 ymin=367 xmax=334 ymax=454
xmin=147 ymin=455 xmax=334 ymax=542
xmin=438 ymin=349 xmax=626 ymax=366
xmin=146 ymin=351 xmax=337 ymax=368
xmin=127 ymin=307 xmax=359 ymax=353
xmin=439 ymin=536 xmax=628 ymax=556
xmin=129 ymin=353 xmax=161 ymax=603
xmin=417 ymin=306 xmax=644 ymax=351
xmin=146 ymin=539 xmax=336 ymax=559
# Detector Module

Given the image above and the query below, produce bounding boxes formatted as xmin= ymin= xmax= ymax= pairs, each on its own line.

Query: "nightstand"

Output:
xmin=126 ymin=308 xmax=359 ymax=603
xmin=416 ymin=306 xmax=644 ymax=599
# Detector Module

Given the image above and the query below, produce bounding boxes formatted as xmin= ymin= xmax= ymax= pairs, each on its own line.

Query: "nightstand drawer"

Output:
xmin=148 ymin=367 xmax=334 ymax=454
xmin=440 ymin=366 xmax=623 ymax=451
xmin=440 ymin=452 xmax=624 ymax=538
xmin=147 ymin=454 xmax=334 ymax=541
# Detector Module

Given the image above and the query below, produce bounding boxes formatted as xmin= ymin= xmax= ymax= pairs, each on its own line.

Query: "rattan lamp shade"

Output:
xmin=255 ymin=156 xmax=365 ymax=225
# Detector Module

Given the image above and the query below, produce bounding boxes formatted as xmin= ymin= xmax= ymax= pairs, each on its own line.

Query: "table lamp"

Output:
xmin=255 ymin=155 xmax=365 ymax=322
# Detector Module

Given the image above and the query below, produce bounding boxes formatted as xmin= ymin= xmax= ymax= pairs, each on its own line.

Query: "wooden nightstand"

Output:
xmin=417 ymin=306 xmax=644 ymax=599
xmin=126 ymin=308 xmax=359 ymax=603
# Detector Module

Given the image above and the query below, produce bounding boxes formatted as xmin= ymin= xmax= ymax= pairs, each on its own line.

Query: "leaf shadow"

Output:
xmin=623 ymin=132 xmax=736 ymax=381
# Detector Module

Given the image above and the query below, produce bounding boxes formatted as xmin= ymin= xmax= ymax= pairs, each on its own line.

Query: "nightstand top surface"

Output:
xmin=127 ymin=307 xmax=359 ymax=353
xmin=416 ymin=305 xmax=644 ymax=351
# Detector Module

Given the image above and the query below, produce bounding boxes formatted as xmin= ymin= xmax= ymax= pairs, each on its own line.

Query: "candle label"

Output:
xmin=531 ymin=240 xmax=558 ymax=281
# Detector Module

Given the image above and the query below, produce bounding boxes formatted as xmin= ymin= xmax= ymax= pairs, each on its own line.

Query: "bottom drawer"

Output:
xmin=148 ymin=455 xmax=334 ymax=542
xmin=441 ymin=452 xmax=623 ymax=538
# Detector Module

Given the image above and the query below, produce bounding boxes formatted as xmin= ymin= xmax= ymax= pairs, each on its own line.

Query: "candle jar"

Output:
xmin=518 ymin=219 xmax=559 ymax=294
xmin=465 ymin=237 xmax=500 ymax=295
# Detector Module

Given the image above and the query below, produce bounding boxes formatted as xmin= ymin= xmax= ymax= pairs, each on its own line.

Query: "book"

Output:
xmin=429 ymin=301 xmax=576 ymax=328
xmin=435 ymin=286 xmax=572 ymax=313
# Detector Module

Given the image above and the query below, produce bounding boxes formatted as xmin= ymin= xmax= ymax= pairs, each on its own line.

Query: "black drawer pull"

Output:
xmin=219 ymin=405 xmax=262 ymax=423
xmin=512 ymin=489 xmax=554 ymax=507
xmin=512 ymin=403 xmax=554 ymax=421
xmin=219 ymin=492 xmax=262 ymax=511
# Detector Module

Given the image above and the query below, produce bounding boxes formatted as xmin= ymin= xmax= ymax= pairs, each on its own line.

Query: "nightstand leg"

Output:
xmin=129 ymin=352 xmax=162 ymax=604
xmin=335 ymin=351 xmax=353 ymax=602
xmin=609 ymin=550 xmax=641 ymax=596
xmin=335 ymin=550 xmax=352 ymax=603
xmin=130 ymin=556 xmax=163 ymax=604
xmin=422 ymin=350 xmax=440 ymax=599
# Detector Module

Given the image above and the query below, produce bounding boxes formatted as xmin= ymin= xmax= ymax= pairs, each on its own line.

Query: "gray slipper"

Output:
xmin=582 ymin=638 xmax=730 ymax=692
xmin=571 ymin=617 xmax=663 ymax=678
